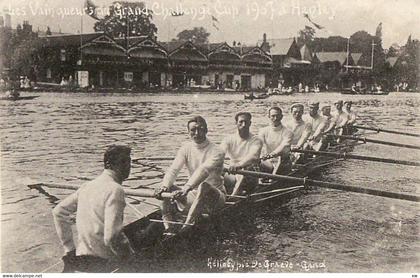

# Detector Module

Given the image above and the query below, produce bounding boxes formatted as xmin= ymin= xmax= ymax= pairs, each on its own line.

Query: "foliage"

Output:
xmin=173 ymin=27 xmax=210 ymax=44
xmin=93 ymin=1 xmax=157 ymax=38
xmin=297 ymin=26 xmax=316 ymax=47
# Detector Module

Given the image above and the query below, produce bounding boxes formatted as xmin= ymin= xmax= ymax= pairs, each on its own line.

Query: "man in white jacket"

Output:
xmin=158 ymin=116 xmax=226 ymax=231
xmin=52 ymin=145 xmax=134 ymax=272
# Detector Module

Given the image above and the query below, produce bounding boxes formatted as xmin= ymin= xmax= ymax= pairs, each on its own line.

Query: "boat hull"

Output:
xmin=122 ymin=138 xmax=360 ymax=262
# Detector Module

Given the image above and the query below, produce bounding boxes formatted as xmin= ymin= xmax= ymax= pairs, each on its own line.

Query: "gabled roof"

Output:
xmin=208 ymin=42 xmax=241 ymax=59
xmin=386 ymin=57 xmax=398 ymax=67
xmin=351 ymin=53 xmax=363 ymax=65
xmin=258 ymin=38 xmax=296 ymax=55
xmin=168 ymin=41 xmax=208 ymax=61
xmin=300 ymin=44 xmax=313 ymax=61
xmin=38 ymin=32 xmax=105 ymax=47
xmin=127 ymin=37 xmax=168 ymax=59
xmin=242 ymin=47 xmax=272 ymax=62
xmin=80 ymin=34 xmax=126 ymax=56
xmin=114 ymin=35 xmax=150 ymax=48
xmin=315 ymin=52 xmax=349 ymax=65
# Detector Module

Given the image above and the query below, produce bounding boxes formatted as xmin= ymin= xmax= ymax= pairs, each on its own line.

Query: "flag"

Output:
xmin=303 ymin=13 xmax=324 ymax=30
xmin=85 ymin=0 xmax=99 ymax=20
xmin=211 ymin=15 xmax=219 ymax=23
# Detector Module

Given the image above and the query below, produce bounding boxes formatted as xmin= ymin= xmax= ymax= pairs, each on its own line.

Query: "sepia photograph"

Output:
xmin=0 ymin=0 xmax=419 ymax=275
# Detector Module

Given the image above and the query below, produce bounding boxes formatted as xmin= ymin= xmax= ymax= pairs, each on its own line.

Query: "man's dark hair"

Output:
xmin=235 ymin=112 xmax=252 ymax=122
xmin=104 ymin=145 xmax=131 ymax=169
xmin=187 ymin=115 xmax=208 ymax=132
xmin=268 ymin=106 xmax=282 ymax=115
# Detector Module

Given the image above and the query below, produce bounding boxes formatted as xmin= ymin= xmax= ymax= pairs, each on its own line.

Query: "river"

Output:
xmin=1 ymin=91 xmax=419 ymax=273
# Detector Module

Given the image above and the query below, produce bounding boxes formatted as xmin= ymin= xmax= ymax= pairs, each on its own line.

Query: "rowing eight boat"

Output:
xmin=121 ymin=134 xmax=362 ymax=268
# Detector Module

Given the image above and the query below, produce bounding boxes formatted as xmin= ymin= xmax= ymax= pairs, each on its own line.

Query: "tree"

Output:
xmin=297 ymin=26 xmax=316 ymax=47
xmin=174 ymin=27 xmax=210 ymax=44
xmin=94 ymin=1 xmax=157 ymax=38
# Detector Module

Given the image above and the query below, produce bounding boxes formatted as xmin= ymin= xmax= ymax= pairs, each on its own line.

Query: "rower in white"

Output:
xmin=258 ymin=107 xmax=294 ymax=175
xmin=319 ymin=105 xmax=334 ymax=150
xmin=303 ymin=101 xmax=329 ymax=151
xmin=158 ymin=116 xmax=226 ymax=231
xmin=285 ymin=103 xmax=312 ymax=163
xmin=343 ymin=100 xmax=357 ymax=135
xmin=331 ymin=100 xmax=349 ymax=142
xmin=221 ymin=112 xmax=263 ymax=196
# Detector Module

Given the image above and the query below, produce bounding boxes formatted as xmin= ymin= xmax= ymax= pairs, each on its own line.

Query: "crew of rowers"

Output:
xmin=156 ymin=99 xmax=357 ymax=234
xmin=52 ymin=99 xmax=357 ymax=272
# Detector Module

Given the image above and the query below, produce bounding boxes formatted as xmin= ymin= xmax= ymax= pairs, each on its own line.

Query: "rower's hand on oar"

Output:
xmin=154 ymin=186 xmax=169 ymax=200
xmin=173 ymin=184 xmax=193 ymax=199
xmin=228 ymin=163 xmax=242 ymax=173
xmin=261 ymin=153 xmax=276 ymax=160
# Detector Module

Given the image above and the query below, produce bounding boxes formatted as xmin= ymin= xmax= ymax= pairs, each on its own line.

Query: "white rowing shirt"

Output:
xmin=285 ymin=119 xmax=312 ymax=146
xmin=332 ymin=111 xmax=349 ymax=127
xmin=258 ymin=124 xmax=293 ymax=159
xmin=221 ymin=132 xmax=262 ymax=165
xmin=304 ymin=114 xmax=328 ymax=142
xmin=344 ymin=109 xmax=357 ymax=124
xmin=162 ymin=139 xmax=226 ymax=193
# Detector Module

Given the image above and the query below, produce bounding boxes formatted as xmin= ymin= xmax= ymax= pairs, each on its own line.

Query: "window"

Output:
xmin=60 ymin=49 xmax=66 ymax=61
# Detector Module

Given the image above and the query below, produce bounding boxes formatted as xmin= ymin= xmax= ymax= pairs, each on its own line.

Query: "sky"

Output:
xmin=1 ymin=0 xmax=419 ymax=48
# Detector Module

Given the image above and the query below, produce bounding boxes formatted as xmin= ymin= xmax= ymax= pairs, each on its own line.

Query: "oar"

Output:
xmin=132 ymin=157 xmax=174 ymax=162
xmin=231 ymin=169 xmax=420 ymax=202
xmin=331 ymin=134 xmax=420 ymax=150
xmin=353 ymin=125 xmax=420 ymax=138
xmin=28 ymin=183 xmax=173 ymax=199
xmin=291 ymin=149 xmax=420 ymax=167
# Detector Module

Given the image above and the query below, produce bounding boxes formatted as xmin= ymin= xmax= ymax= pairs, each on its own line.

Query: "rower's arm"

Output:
xmin=237 ymin=138 xmax=263 ymax=168
xmin=312 ymin=119 xmax=328 ymax=139
xmin=187 ymin=148 xmax=225 ymax=188
xmin=104 ymin=187 xmax=132 ymax=259
xmin=324 ymin=116 xmax=337 ymax=133
xmin=271 ymin=130 xmax=292 ymax=157
xmin=162 ymin=146 xmax=186 ymax=189
xmin=296 ymin=123 xmax=312 ymax=148
xmin=52 ymin=191 xmax=79 ymax=253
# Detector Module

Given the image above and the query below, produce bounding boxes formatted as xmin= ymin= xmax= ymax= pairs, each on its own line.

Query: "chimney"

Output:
xmin=263 ymin=33 xmax=267 ymax=43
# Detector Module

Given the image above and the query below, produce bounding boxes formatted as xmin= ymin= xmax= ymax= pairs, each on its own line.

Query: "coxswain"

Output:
xmin=343 ymin=100 xmax=357 ymax=135
xmin=221 ymin=112 xmax=263 ymax=195
xmin=303 ymin=101 xmax=329 ymax=151
xmin=157 ymin=116 xmax=226 ymax=232
xmin=285 ymin=103 xmax=312 ymax=163
xmin=258 ymin=107 xmax=294 ymax=175
xmin=52 ymin=145 xmax=134 ymax=272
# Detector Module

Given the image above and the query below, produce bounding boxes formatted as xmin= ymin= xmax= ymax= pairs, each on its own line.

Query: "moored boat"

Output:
xmin=244 ymin=92 xmax=270 ymax=100
xmin=0 ymin=95 xmax=40 ymax=101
